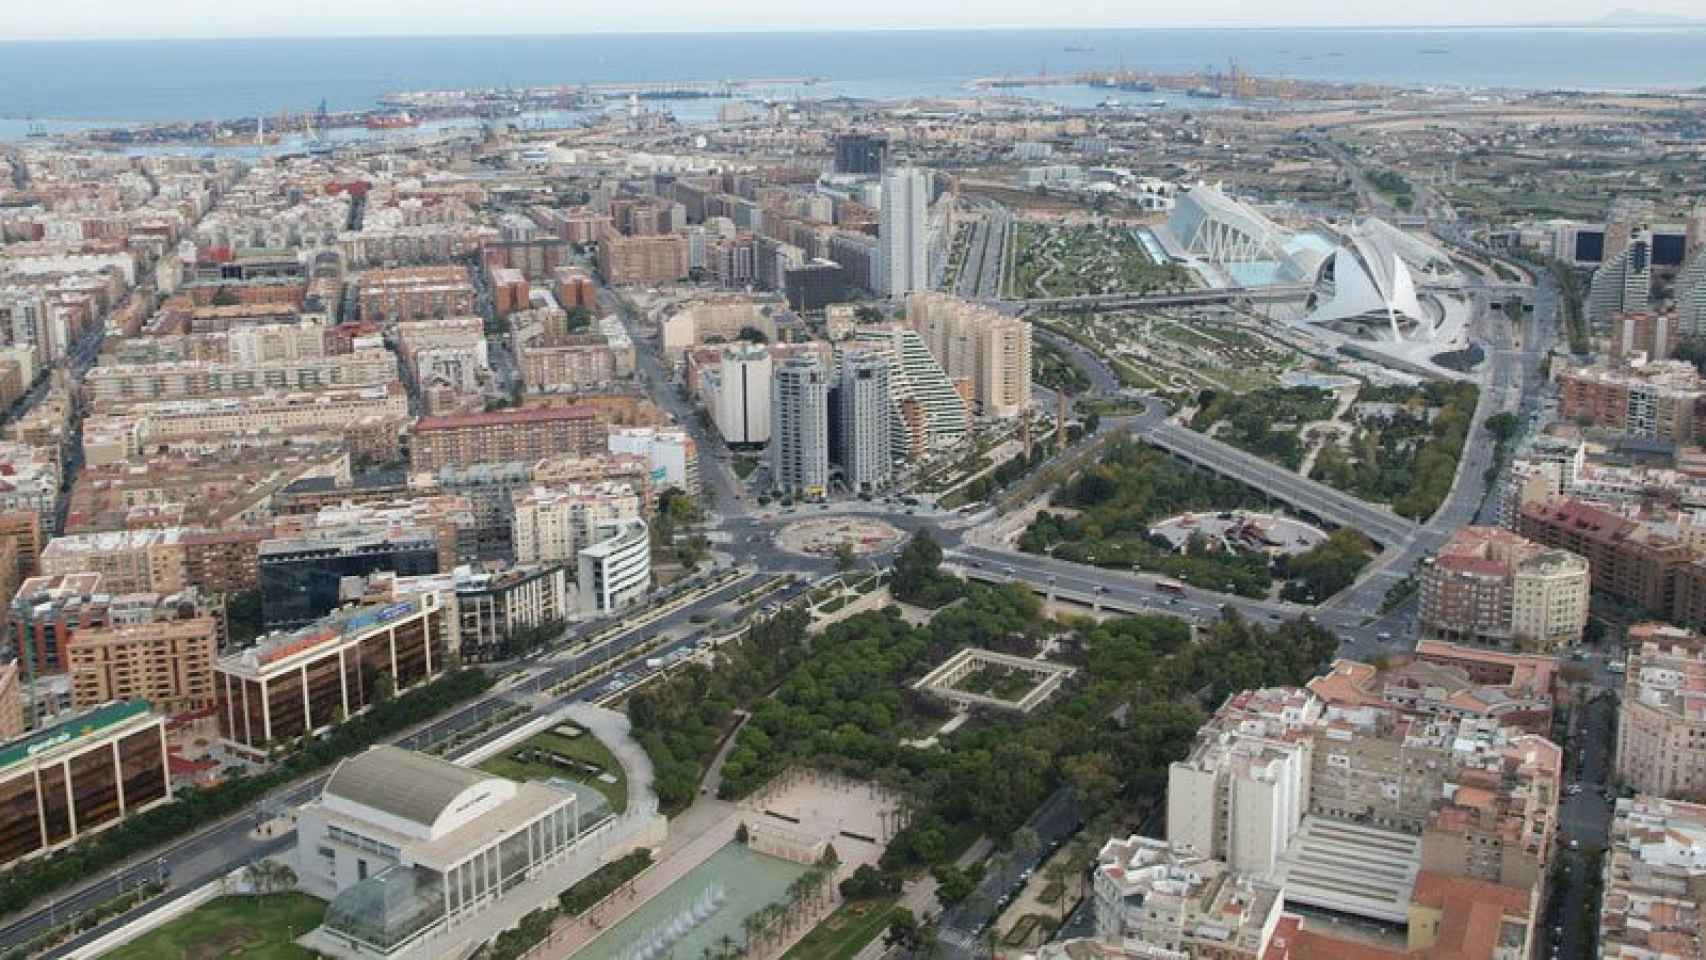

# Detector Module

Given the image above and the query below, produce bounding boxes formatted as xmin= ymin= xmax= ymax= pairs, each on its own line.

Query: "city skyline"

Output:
xmin=3 ymin=2 xmax=1702 ymax=41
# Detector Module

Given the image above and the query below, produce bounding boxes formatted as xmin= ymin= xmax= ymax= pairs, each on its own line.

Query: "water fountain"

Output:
xmin=624 ymin=884 xmax=727 ymax=960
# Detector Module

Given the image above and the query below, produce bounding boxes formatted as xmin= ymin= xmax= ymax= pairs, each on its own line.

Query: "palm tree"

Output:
xmin=741 ymin=913 xmax=764 ymax=955
xmin=243 ymin=862 xmax=267 ymax=898
xmin=270 ymin=862 xmax=297 ymax=893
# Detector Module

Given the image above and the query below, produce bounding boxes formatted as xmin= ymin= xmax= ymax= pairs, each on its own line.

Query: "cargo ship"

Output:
xmin=365 ymin=111 xmax=421 ymax=130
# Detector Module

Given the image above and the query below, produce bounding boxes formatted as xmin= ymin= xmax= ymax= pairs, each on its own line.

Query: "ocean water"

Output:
xmin=1 ymin=27 xmax=1704 ymax=127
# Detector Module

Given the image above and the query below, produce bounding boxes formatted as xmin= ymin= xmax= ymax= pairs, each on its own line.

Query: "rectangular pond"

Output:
xmin=575 ymin=842 xmax=810 ymax=960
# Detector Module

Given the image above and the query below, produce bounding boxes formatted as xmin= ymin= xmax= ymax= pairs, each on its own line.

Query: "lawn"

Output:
xmin=784 ymin=896 xmax=900 ymax=960
xmin=105 ymin=893 xmax=325 ymax=960
xmin=478 ymin=727 xmax=628 ymax=813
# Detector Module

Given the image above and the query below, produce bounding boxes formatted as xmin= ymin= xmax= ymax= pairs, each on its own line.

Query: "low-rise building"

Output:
xmin=1599 ymin=795 xmax=1706 ymax=960
xmin=297 ymin=745 xmax=596 ymax=958
xmin=1092 ymin=835 xmax=1282 ymax=960
xmin=356 ymin=266 xmax=476 ymax=323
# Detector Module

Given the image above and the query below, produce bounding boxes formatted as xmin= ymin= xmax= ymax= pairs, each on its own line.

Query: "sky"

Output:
xmin=2 ymin=0 xmax=1701 ymax=40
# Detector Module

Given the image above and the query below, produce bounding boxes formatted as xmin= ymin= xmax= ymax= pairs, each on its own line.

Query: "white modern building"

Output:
xmin=771 ymin=356 xmax=831 ymax=498
xmin=711 ymin=343 xmax=772 ymax=447
xmin=836 ymin=350 xmax=893 ymax=493
xmin=876 ymin=167 xmax=928 ymax=299
xmin=299 ymin=746 xmax=590 ymax=956
xmin=577 ymin=519 xmax=650 ymax=616
xmin=1306 ymin=218 xmax=1453 ymax=342
xmin=608 ymin=426 xmax=699 ymax=494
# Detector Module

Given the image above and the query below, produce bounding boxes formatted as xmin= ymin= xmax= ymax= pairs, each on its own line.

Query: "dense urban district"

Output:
xmin=0 ymin=61 xmax=1703 ymax=960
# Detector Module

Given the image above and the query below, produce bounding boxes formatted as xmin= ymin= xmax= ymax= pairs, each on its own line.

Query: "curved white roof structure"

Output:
xmin=323 ymin=745 xmax=517 ymax=841
xmin=1307 ymin=218 xmax=1451 ymax=341
xmin=1167 ymin=184 xmax=1291 ymax=264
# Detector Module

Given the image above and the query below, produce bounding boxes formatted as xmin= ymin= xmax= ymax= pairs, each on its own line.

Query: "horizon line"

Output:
xmin=3 ymin=20 xmax=1704 ymax=44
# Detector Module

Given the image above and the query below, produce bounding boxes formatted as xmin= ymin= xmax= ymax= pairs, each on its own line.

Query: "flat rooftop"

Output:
xmin=1272 ymin=816 xmax=1423 ymax=924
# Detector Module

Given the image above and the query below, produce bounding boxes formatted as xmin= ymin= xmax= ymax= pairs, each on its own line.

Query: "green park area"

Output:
xmin=1309 ymin=381 xmax=1478 ymax=521
xmin=784 ymin=895 xmax=903 ymax=960
xmin=1186 ymin=380 xmax=1479 ymax=523
xmin=629 ymin=528 xmax=1341 ymax=897
xmin=1007 ymin=223 xmax=1193 ymax=298
xmin=104 ymin=893 xmax=324 ymax=960
xmin=479 ymin=727 xmax=628 ymax=813
xmin=1190 ymin=386 xmax=1340 ymax=471
xmin=1018 ymin=439 xmax=1372 ymax=601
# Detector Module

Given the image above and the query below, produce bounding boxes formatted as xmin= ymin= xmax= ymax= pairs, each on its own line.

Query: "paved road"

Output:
xmin=1326 ymin=267 xmax=1555 ymax=620
xmin=954 ymin=204 xmax=1011 ymax=301
xmin=934 ymin=788 xmax=1081 ymax=960
xmin=1139 ymin=414 xmax=1419 ymax=549
xmin=1546 ymin=690 xmax=1619 ymax=960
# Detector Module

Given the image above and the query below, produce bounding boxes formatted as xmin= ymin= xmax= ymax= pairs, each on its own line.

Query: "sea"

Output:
xmin=2 ymin=27 xmax=1705 ymax=140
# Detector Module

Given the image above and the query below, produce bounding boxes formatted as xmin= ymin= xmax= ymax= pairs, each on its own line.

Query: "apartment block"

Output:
xmin=355 ymin=266 xmax=476 ymax=323
xmin=409 ymin=406 xmax=609 ymax=471
xmin=83 ymin=348 xmax=398 ymax=406
xmin=514 ymin=335 xmax=620 ymax=393
xmin=907 ymin=291 xmax=1033 ymax=418
xmin=66 ymin=617 xmax=220 ymax=714
xmin=1557 ymin=358 xmax=1706 ymax=444
xmin=1516 ymin=498 xmax=1692 ymax=618
xmin=1418 ymin=526 xmax=1590 ymax=650
xmin=510 ymin=483 xmax=642 ymax=565
xmin=1168 ymin=679 xmax=1560 ymax=929
xmin=1092 ymin=835 xmax=1283 ymax=960
xmin=39 ymin=528 xmax=188 ymax=595
xmin=1615 ymin=623 xmax=1706 ymax=798
xmin=596 ymin=232 xmax=689 ymax=285
xmin=0 ymin=661 xmax=22 ymax=742
xmin=1599 ymin=795 xmax=1706 ymax=960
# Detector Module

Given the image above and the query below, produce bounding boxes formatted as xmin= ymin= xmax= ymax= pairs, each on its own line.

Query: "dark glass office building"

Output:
xmin=259 ymin=524 xmax=442 ymax=630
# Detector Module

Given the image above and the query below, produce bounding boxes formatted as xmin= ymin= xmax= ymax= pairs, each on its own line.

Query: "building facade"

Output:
xmin=409 ymin=406 xmax=608 ymax=472
xmin=213 ymin=595 xmax=448 ymax=759
xmin=0 ymin=701 xmax=170 ymax=871
xmin=836 ymin=350 xmax=894 ymax=493
xmin=66 ymin=617 xmax=220 ymax=714
xmin=1418 ymin=526 xmax=1590 ymax=650
xmin=907 ymin=292 xmax=1033 ymax=418
xmin=771 ymin=357 xmax=830 ymax=497
xmin=1615 ymin=624 xmax=1706 ymax=799
xmin=875 ymin=167 xmax=927 ymax=299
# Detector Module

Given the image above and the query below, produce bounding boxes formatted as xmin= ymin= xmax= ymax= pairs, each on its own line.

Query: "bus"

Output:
xmin=1155 ymin=579 xmax=1186 ymax=596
